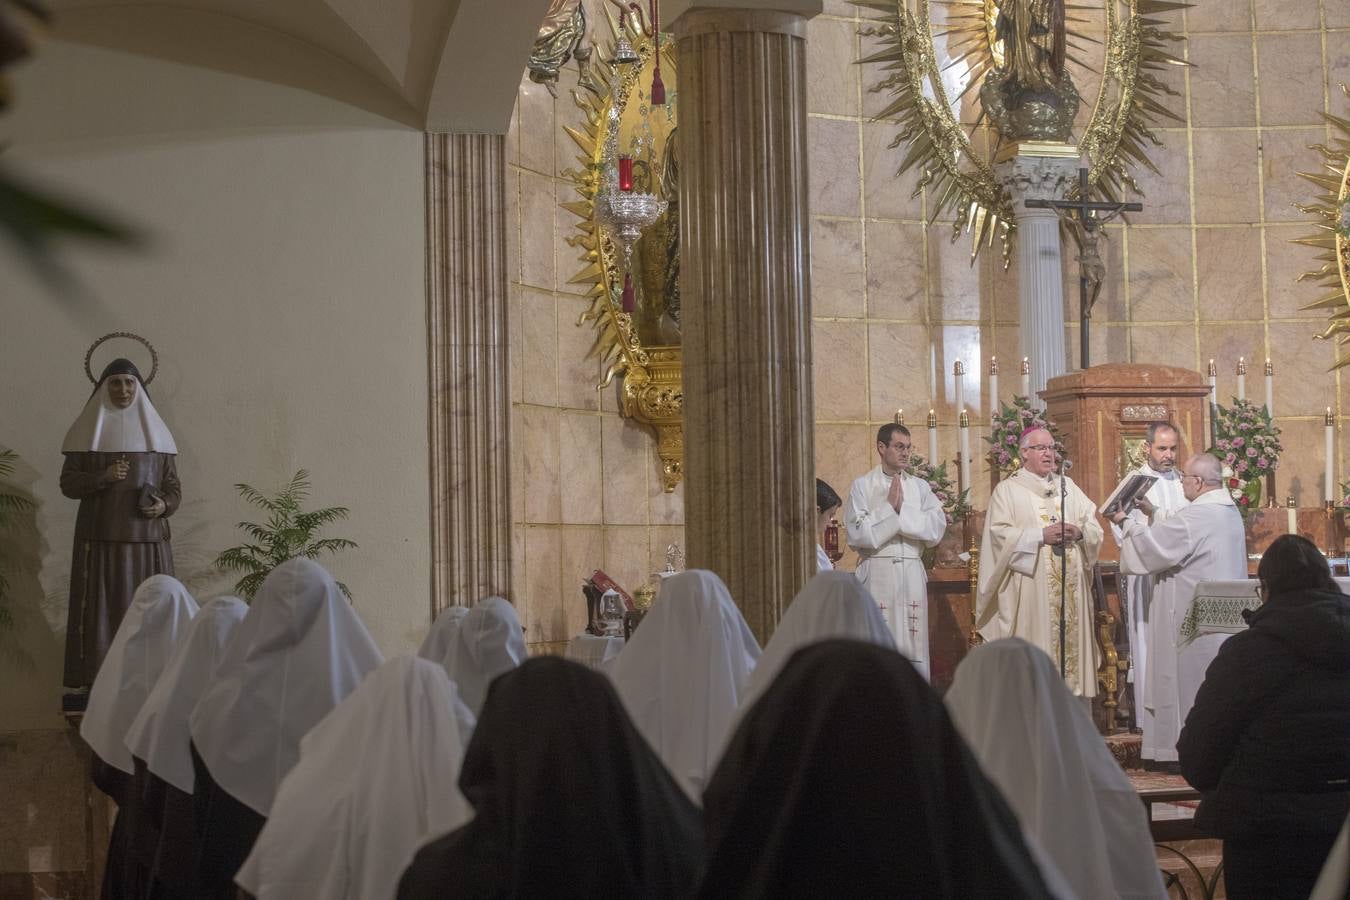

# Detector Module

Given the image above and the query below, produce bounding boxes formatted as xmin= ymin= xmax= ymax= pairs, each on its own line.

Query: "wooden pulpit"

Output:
xmin=1040 ymin=363 xmax=1211 ymax=563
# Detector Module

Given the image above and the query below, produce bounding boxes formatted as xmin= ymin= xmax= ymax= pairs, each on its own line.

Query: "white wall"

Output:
xmin=0 ymin=41 xmax=430 ymax=728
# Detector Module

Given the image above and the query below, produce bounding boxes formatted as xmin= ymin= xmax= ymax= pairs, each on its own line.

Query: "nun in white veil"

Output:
xmin=80 ymin=574 xmax=197 ymax=899
xmin=418 ymin=605 xmax=470 ymax=675
xmin=122 ymin=595 xmax=247 ymax=897
xmin=738 ymin=570 xmax=895 ymax=715
xmin=609 ymin=569 xmax=761 ymax=802
xmin=236 ymin=656 xmax=475 ymax=900
xmin=945 ymin=638 xmax=1167 ymax=900
xmin=445 ymin=596 xmax=527 ymax=716
xmin=187 ymin=558 xmax=383 ymax=898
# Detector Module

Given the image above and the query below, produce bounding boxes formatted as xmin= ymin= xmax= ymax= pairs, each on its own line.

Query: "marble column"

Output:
xmin=425 ymin=133 xmax=513 ymax=616
xmin=671 ymin=6 xmax=816 ymax=643
xmin=997 ymin=154 xmax=1078 ymax=401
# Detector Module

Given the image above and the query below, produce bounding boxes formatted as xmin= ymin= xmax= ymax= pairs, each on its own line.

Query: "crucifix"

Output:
xmin=1024 ymin=168 xmax=1142 ymax=369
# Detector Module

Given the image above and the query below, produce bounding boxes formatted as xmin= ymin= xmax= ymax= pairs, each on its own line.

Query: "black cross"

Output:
xmin=1024 ymin=168 xmax=1142 ymax=369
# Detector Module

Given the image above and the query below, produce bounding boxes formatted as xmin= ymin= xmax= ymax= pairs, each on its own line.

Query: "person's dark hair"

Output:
xmin=1144 ymin=421 xmax=1179 ymax=444
xmin=876 ymin=423 xmax=911 ymax=447
xmin=1256 ymin=534 xmax=1337 ymax=599
xmin=816 ymin=479 xmax=842 ymax=514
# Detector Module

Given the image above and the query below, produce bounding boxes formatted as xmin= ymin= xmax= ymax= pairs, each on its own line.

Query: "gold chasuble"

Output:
xmin=976 ymin=468 xmax=1103 ymax=696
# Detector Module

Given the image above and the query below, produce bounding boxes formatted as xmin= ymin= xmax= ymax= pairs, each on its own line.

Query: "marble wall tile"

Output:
xmin=508 ymin=282 xmax=524 ymax=404
xmin=648 ymin=525 xmax=687 ymax=580
xmin=864 ymin=220 xmax=927 ymax=320
xmin=650 ymin=472 xmax=684 ymax=525
xmin=1197 ymin=227 xmax=1264 ymax=321
xmin=518 ymin=81 xmax=556 ymax=176
xmin=1327 ymin=42 xmax=1350 ymax=103
xmin=554 ymin=213 xmax=591 ymax=297
xmin=927 ymin=229 xmax=986 ymax=322
xmin=559 ymin=411 xmax=603 ymax=524
xmin=821 ymin=1 xmax=857 ymax=20
xmin=520 ymin=289 xmax=559 ymax=407
xmin=813 ymin=320 xmax=871 ymax=421
xmin=521 ymin=405 xmax=562 ymax=524
xmin=811 ymin=218 xmax=866 ymax=318
xmin=519 ymin=172 xmax=557 ymax=290
xmin=1131 ymin=139 xmax=1192 ymax=225
xmin=1187 ymin=35 xmax=1257 ymax=128
xmin=1197 ymin=323 xmax=1267 ymax=401
xmin=1185 ymin=0 xmax=1250 ymax=33
xmin=1261 ymin=128 xmax=1327 ymax=224
xmin=523 ymin=525 xmax=562 ymax=643
xmin=556 ymin=295 xmax=603 ymax=411
xmin=1275 ymin=418 xmax=1329 ymax=507
xmin=1265 ymin=223 xmax=1330 ymax=319
xmin=506 ymin=169 xmax=522 ymax=284
xmin=1327 ymin=2 xmax=1350 ymax=28
xmin=861 ymin=120 xmax=924 ymax=221
xmin=601 ymin=416 xmax=650 ymax=526
xmin=867 ymin=322 xmax=934 ymax=422
xmin=1130 ymin=323 xmax=1199 ymax=371
xmin=511 ymin=405 xmax=525 ymax=523
xmin=1256 ymin=34 xmax=1327 ymax=127
xmin=1254 ymin=0 xmax=1320 ymax=32
xmin=1194 ymin=129 xmax=1260 ymax=224
xmin=1124 ymin=227 xmax=1194 ymax=322
xmin=507 ymin=94 xmax=521 ymax=168
xmin=1268 ymin=321 xmax=1337 ymax=416
xmin=807 ymin=16 xmax=859 ymax=118
xmin=602 ymin=525 xmax=651 ymax=600
xmin=932 ymin=324 xmax=984 ymax=421
xmin=808 ymin=117 xmax=862 ymax=217
xmin=560 ymin=525 xmax=603 ymax=638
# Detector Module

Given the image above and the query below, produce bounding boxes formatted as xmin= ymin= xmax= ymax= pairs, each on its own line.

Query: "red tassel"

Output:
xmin=622 ymin=273 xmax=635 ymax=312
xmin=651 ymin=66 xmax=665 ymax=106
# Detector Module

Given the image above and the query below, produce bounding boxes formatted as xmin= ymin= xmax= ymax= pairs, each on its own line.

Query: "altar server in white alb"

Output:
xmin=976 ymin=428 xmax=1104 ymax=697
xmin=845 ymin=423 xmax=948 ymax=679
xmin=1107 ymin=421 xmax=1189 ymax=761
xmin=1111 ymin=452 xmax=1246 ymax=763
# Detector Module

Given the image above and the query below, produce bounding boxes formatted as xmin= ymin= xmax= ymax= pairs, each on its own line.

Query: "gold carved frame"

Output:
xmin=562 ymin=14 xmax=684 ymax=492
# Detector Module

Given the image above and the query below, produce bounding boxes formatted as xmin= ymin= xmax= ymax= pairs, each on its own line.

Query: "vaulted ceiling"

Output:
xmin=48 ymin=0 xmax=553 ymax=131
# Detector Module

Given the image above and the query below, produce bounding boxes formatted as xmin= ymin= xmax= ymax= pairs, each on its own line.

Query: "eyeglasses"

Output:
xmin=1023 ymin=444 xmax=1054 ymax=453
xmin=888 ymin=443 xmax=912 ymax=452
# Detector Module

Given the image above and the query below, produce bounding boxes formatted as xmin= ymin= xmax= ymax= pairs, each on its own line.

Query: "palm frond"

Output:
xmin=235 ymin=572 xmax=268 ymax=603
xmin=304 ymin=537 xmax=359 ymax=557
xmin=335 ymin=580 xmax=353 ymax=601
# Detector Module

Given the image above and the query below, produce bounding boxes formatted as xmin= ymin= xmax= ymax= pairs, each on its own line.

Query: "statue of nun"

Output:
xmin=61 ymin=352 xmax=180 ymax=695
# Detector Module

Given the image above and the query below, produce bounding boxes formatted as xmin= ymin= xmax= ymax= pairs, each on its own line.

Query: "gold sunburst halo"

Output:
xmin=856 ymin=0 xmax=1190 ymax=263
xmin=1294 ymin=90 xmax=1350 ymax=369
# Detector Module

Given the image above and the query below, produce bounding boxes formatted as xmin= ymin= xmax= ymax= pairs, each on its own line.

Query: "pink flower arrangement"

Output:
xmin=1211 ymin=398 xmax=1282 ymax=516
xmin=906 ymin=453 xmax=971 ymax=524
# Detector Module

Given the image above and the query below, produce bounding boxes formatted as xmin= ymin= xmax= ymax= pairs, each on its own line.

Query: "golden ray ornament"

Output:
xmin=856 ymin=0 xmax=1191 ymax=262
xmin=562 ymin=3 xmax=685 ymax=491
xmin=1294 ymin=86 xmax=1350 ymax=369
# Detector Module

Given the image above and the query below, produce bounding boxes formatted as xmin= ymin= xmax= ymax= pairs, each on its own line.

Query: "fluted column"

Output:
xmin=997 ymin=154 xmax=1078 ymax=401
xmin=672 ymin=8 xmax=816 ymax=643
xmin=425 ymin=133 xmax=513 ymax=616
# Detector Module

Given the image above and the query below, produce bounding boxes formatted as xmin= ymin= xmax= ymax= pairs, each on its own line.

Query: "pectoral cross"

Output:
xmin=1024 ymin=168 xmax=1143 ymax=368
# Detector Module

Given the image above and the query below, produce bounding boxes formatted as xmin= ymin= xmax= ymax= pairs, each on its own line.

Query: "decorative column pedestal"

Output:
xmin=425 ymin=133 xmax=513 ymax=616
xmin=671 ymin=6 xmax=816 ymax=643
xmin=997 ymin=152 xmax=1078 ymax=402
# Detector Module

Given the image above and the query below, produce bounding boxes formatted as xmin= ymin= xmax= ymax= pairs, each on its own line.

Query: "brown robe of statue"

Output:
xmin=61 ymin=450 xmax=180 ymax=688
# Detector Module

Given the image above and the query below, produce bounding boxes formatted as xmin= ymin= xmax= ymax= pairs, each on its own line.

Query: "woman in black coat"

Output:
xmin=1178 ymin=534 xmax=1350 ymax=900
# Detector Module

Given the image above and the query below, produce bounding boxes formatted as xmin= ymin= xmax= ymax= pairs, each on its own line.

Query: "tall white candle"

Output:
xmin=1264 ymin=360 xmax=1274 ymax=418
xmin=953 ymin=360 xmax=965 ymax=415
xmin=1020 ymin=357 xmax=1031 ymax=399
xmin=958 ymin=409 xmax=971 ymax=489
xmin=1236 ymin=357 xmax=1246 ymax=402
xmin=1287 ymin=496 xmax=1297 ymax=536
xmin=1207 ymin=359 xmax=1217 ymax=406
xmin=927 ymin=409 xmax=939 ymax=463
xmin=988 ymin=357 xmax=999 ymax=420
xmin=1327 ymin=408 xmax=1336 ymax=504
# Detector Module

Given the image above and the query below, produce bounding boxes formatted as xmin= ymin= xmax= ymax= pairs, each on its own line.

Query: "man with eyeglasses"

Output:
xmin=1107 ymin=421 xmax=1189 ymax=766
xmin=844 ymin=423 xmax=948 ymax=680
xmin=1112 ymin=452 xmax=1246 ymax=767
xmin=976 ymin=427 xmax=1104 ymax=698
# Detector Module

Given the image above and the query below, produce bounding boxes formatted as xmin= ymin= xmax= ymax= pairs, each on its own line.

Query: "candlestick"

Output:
xmin=1020 ymin=357 xmax=1031 ymax=399
xmin=894 ymin=408 xmax=905 ymax=426
xmin=1327 ymin=408 xmax=1336 ymax=504
xmin=618 ymin=155 xmax=634 ymax=192
xmin=1287 ymin=495 xmax=1297 ymax=536
xmin=958 ymin=409 xmax=971 ymax=491
xmin=1207 ymin=359 xmax=1217 ymax=406
xmin=1236 ymin=357 xmax=1247 ymax=402
xmin=1264 ymin=359 xmax=1274 ymax=418
xmin=953 ymin=360 xmax=965 ymax=415
xmin=927 ymin=409 xmax=939 ymax=463
xmin=988 ymin=357 xmax=999 ymax=419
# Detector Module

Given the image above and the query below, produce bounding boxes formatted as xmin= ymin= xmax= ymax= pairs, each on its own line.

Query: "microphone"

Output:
xmin=1060 ymin=459 xmax=1074 ymax=472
